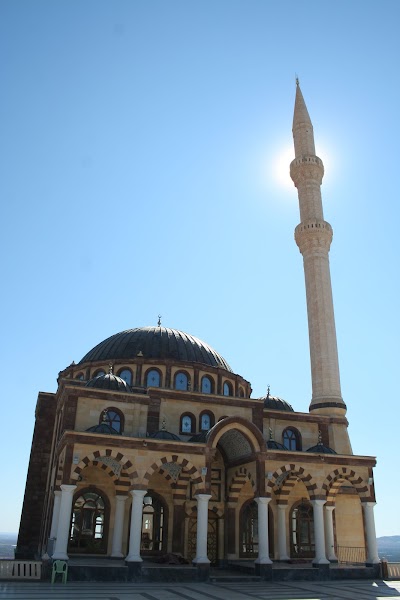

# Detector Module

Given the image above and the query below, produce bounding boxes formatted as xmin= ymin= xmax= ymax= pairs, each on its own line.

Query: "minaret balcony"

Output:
xmin=290 ymin=155 xmax=324 ymax=186
xmin=294 ymin=219 xmax=333 ymax=254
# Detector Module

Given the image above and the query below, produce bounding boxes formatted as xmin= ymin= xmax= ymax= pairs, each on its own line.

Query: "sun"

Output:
xmin=271 ymin=142 xmax=333 ymax=191
xmin=273 ymin=145 xmax=295 ymax=190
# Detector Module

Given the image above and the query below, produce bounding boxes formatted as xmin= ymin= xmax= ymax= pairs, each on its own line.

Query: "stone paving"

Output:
xmin=1 ymin=580 xmax=400 ymax=600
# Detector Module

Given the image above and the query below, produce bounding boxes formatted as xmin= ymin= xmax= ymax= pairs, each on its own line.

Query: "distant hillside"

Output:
xmin=377 ymin=536 xmax=400 ymax=562
xmin=0 ymin=533 xmax=17 ymax=559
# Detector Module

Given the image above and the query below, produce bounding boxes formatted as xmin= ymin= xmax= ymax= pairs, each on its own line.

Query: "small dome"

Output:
xmin=149 ymin=430 xmax=181 ymax=441
xmin=85 ymin=423 xmax=121 ymax=435
xmin=306 ymin=442 xmax=337 ymax=454
xmin=260 ymin=389 xmax=294 ymax=412
xmin=79 ymin=326 xmax=232 ymax=372
xmin=189 ymin=431 xmax=208 ymax=443
xmin=267 ymin=439 xmax=286 ymax=450
xmin=266 ymin=427 xmax=286 ymax=450
xmin=85 ymin=372 xmax=131 ymax=393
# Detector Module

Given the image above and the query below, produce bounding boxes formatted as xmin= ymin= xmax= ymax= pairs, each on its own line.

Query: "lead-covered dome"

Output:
xmin=79 ymin=326 xmax=232 ymax=372
xmin=260 ymin=389 xmax=294 ymax=412
xmin=85 ymin=372 xmax=131 ymax=393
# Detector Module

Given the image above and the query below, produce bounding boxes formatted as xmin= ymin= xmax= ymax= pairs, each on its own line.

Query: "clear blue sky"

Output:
xmin=1 ymin=0 xmax=399 ymax=538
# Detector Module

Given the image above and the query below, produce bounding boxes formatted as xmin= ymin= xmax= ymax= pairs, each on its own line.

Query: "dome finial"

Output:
xmin=318 ymin=430 xmax=322 ymax=444
xmin=108 ymin=363 xmax=113 ymax=374
xmin=161 ymin=417 xmax=167 ymax=431
xmin=269 ymin=427 xmax=273 ymax=441
xmin=295 ymin=74 xmax=299 ymax=87
xmin=157 ymin=314 xmax=162 ymax=327
xmin=266 ymin=384 xmax=270 ymax=398
xmin=102 ymin=409 xmax=108 ymax=422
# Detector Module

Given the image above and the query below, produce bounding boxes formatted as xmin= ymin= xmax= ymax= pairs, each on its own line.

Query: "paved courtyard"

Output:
xmin=1 ymin=580 xmax=400 ymax=600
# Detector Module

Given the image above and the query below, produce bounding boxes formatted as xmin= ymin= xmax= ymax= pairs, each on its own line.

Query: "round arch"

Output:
xmin=267 ymin=464 xmax=317 ymax=499
xmin=68 ymin=486 xmax=110 ymax=554
xmin=142 ymin=455 xmax=204 ymax=494
xmin=322 ymin=467 xmax=370 ymax=505
xmin=206 ymin=416 xmax=266 ymax=455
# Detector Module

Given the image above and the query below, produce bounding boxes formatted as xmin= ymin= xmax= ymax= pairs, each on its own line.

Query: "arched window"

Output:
xmin=75 ymin=372 xmax=84 ymax=381
xmin=118 ymin=368 xmax=132 ymax=386
xmin=140 ymin=492 xmax=168 ymax=555
xmin=180 ymin=413 xmax=195 ymax=434
xmin=93 ymin=369 xmax=105 ymax=378
xmin=199 ymin=411 xmax=214 ymax=431
xmin=146 ymin=369 xmax=161 ymax=388
xmin=175 ymin=372 xmax=188 ymax=391
xmin=290 ymin=501 xmax=314 ymax=558
xmin=240 ymin=500 xmax=258 ymax=557
xmin=201 ymin=376 xmax=213 ymax=394
xmin=239 ymin=387 xmax=245 ymax=398
xmin=282 ymin=427 xmax=301 ymax=451
xmin=240 ymin=499 xmax=274 ymax=558
xmin=100 ymin=407 xmax=124 ymax=433
xmin=69 ymin=488 xmax=109 ymax=554
xmin=223 ymin=381 xmax=233 ymax=396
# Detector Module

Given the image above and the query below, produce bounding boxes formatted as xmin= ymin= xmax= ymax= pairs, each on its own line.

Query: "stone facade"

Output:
xmin=16 ymin=84 xmax=379 ymax=576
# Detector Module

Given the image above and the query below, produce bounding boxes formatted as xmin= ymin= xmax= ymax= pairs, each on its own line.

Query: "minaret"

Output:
xmin=290 ymin=80 xmax=346 ymax=417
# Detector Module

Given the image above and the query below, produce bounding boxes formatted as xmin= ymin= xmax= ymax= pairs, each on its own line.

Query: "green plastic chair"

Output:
xmin=51 ymin=560 xmax=68 ymax=584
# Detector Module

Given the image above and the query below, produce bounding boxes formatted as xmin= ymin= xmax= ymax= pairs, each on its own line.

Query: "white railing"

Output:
xmin=0 ymin=560 xmax=42 ymax=579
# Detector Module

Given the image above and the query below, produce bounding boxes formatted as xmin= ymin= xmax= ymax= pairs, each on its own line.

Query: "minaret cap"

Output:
xmin=292 ymin=81 xmax=313 ymax=131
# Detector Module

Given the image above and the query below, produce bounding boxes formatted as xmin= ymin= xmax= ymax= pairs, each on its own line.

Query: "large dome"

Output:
xmin=79 ymin=326 xmax=233 ymax=372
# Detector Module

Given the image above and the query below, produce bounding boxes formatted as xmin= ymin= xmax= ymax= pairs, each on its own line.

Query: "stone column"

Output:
xmin=311 ymin=499 xmax=329 ymax=565
xmin=49 ymin=490 xmax=62 ymax=539
xmin=277 ymin=504 xmax=289 ymax=560
xmin=126 ymin=490 xmax=147 ymax=562
xmin=111 ymin=495 xmax=128 ymax=558
xmin=52 ymin=484 xmax=76 ymax=560
xmin=324 ymin=506 xmax=337 ymax=561
xmin=362 ymin=502 xmax=380 ymax=564
xmin=192 ymin=494 xmax=211 ymax=564
xmin=255 ymin=497 xmax=272 ymax=565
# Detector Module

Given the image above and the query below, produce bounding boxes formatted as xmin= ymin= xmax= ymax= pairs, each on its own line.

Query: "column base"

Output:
xmin=312 ymin=562 xmax=330 ymax=571
xmin=111 ymin=552 xmax=125 ymax=558
xmin=126 ymin=561 xmax=142 ymax=581
xmin=255 ymin=563 xmax=273 ymax=580
xmin=195 ymin=563 xmax=210 ymax=581
xmin=192 ymin=557 xmax=210 ymax=564
xmin=125 ymin=555 xmax=143 ymax=563
xmin=312 ymin=558 xmax=329 ymax=566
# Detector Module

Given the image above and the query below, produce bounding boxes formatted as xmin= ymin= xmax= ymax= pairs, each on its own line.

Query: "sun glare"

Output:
xmin=271 ymin=142 xmax=334 ymax=191
xmin=273 ymin=145 xmax=295 ymax=190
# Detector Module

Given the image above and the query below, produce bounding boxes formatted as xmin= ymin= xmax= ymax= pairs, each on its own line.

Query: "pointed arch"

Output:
xmin=227 ymin=466 xmax=257 ymax=503
xmin=322 ymin=467 xmax=369 ymax=505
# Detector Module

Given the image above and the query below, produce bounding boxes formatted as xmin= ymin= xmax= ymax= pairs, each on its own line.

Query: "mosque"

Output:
xmin=16 ymin=83 xmax=380 ymax=580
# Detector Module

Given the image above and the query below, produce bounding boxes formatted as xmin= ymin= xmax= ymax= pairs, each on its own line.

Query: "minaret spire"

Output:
xmin=290 ymin=83 xmax=347 ymax=419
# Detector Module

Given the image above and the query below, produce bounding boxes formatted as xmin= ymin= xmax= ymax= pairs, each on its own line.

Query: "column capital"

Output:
xmin=60 ymin=484 xmax=77 ymax=494
xmin=362 ymin=501 xmax=377 ymax=509
xmin=311 ymin=498 xmax=326 ymax=508
xmin=116 ymin=494 xmax=129 ymax=502
xmin=195 ymin=493 xmax=212 ymax=502
xmin=255 ymin=497 xmax=271 ymax=506
xmin=325 ymin=505 xmax=335 ymax=513
xmin=277 ymin=503 xmax=287 ymax=511
xmin=130 ymin=489 xmax=147 ymax=500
